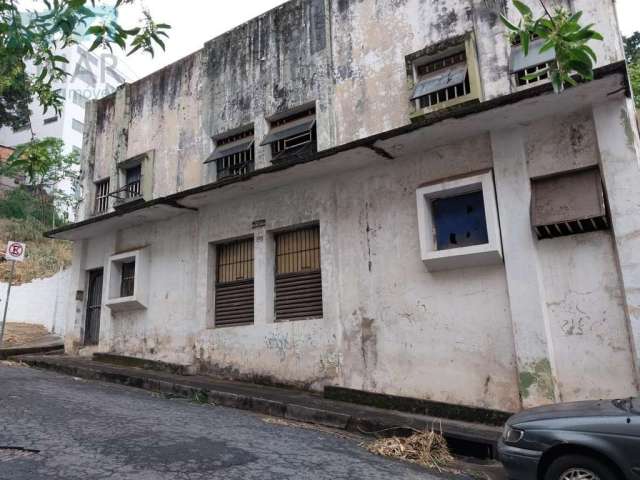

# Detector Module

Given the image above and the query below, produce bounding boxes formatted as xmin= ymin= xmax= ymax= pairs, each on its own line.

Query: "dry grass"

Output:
xmin=0 ymin=218 xmax=72 ymax=285
xmin=1 ymin=322 xmax=50 ymax=347
xmin=365 ymin=428 xmax=455 ymax=472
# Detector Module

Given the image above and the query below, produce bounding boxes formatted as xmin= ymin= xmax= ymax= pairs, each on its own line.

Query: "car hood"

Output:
xmin=508 ymin=398 xmax=634 ymax=426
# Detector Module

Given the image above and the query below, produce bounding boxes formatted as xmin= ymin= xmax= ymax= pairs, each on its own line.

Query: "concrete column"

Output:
xmin=491 ymin=127 xmax=559 ymax=408
xmin=254 ymin=228 xmax=275 ymax=325
xmin=65 ymin=239 xmax=87 ymax=352
xmin=593 ymin=98 xmax=640 ymax=385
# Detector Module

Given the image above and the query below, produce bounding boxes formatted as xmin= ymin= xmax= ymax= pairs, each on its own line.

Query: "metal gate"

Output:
xmin=84 ymin=269 xmax=103 ymax=345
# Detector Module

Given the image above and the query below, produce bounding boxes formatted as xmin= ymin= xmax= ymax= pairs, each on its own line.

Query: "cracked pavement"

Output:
xmin=0 ymin=364 xmax=442 ymax=479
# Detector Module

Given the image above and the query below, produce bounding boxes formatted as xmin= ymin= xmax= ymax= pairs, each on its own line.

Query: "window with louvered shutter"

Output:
xmin=275 ymin=226 xmax=322 ymax=321
xmin=215 ymin=238 xmax=254 ymax=327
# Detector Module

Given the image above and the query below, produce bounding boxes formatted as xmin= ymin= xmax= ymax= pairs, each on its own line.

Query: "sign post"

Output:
xmin=0 ymin=241 xmax=26 ymax=347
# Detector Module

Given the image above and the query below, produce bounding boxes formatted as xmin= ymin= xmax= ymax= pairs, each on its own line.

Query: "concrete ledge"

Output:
xmin=0 ymin=344 xmax=63 ymax=360
xmin=13 ymin=355 xmax=503 ymax=458
xmin=92 ymin=352 xmax=192 ymax=376
xmin=324 ymin=386 xmax=511 ymax=427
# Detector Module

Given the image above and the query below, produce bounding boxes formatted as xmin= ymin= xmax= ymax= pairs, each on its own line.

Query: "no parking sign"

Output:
xmin=5 ymin=241 xmax=26 ymax=262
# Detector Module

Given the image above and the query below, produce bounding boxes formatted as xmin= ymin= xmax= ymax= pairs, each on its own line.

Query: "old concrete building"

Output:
xmin=48 ymin=0 xmax=640 ymax=413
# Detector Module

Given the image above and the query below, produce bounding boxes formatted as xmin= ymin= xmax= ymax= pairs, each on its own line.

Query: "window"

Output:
xmin=413 ymin=51 xmax=471 ymax=109
xmin=510 ymin=38 xmax=555 ymax=88
xmin=94 ymin=178 xmax=110 ymax=214
xmin=72 ymin=119 xmax=84 ymax=133
xmin=274 ymin=225 xmax=322 ymax=321
xmin=215 ymin=238 xmax=254 ymax=327
xmin=73 ymin=90 xmax=89 ymax=107
xmin=44 ymin=116 xmax=58 ymax=125
xmin=406 ymin=33 xmax=481 ymax=119
xmin=432 ymin=191 xmax=488 ymax=250
xmin=124 ymin=165 xmax=142 ymax=198
xmin=261 ymin=107 xmax=317 ymax=162
xmin=120 ymin=261 xmax=135 ymax=297
xmin=206 ymin=128 xmax=255 ymax=180
xmin=416 ymin=171 xmax=502 ymax=271
xmin=532 ymin=168 xmax=609 ymax=239
xmin=105 ymin=249 xmax=149 ymax=312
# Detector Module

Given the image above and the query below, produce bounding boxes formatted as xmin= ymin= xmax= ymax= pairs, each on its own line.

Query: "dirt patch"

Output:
xmin=1 ymin=322 xmax=50 ymax=347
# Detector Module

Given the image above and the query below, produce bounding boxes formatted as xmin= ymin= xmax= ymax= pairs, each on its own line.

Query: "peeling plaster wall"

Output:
xmin=537 ymin=231 xmax=637 ymax=402
xmin=76 ymin=134 xmax=521 ymax=412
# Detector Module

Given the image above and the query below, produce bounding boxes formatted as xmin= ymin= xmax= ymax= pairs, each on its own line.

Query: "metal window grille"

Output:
xmin=215 ymin=238 xmax=254 ymax=327
xmin=275 ymin=226 xmax=322 ymax=321
xmin=415 ymin=52 xmax=470 ymax=109
xmin=94 ymin=178 xmax=110 ymax=214
xmin=515 ymin=62 xmax=551 ymax=87
xmin=216 ymin=130 xmax=255 ymax=179
xmin=120 ymin=261 xmax=135 ymax=297
xmin=125 ymin=165 xmax=142 ymax=198
xmin=270 ymin=109 xmax=317 ymax=160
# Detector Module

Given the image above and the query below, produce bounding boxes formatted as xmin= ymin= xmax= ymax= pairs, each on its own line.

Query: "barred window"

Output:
xmin=411 ymin=51 xmax=471 ymax=109
xmin=120 ymin=261 xmax=135 ymax=297
xmin=207 ymin=129 xmax=255 ymax=180
xmin=215 ymin=238 xmax=254 ymax=327
xmin=261 ymin=108 xmax=316 ymax=162
xmin=514 ymin=62 xmax=551 ymax=87
xmin=94 ymin=178 xmax=110 ymax=214
xmin=125 ymin=165 xmax=142 ymax=198
xmin=275 ymin=225 xmax=322 ymax=321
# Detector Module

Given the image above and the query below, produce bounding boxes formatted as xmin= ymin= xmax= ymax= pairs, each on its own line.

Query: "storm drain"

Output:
xmin=0 ymin=447 xmax=40 ymax=462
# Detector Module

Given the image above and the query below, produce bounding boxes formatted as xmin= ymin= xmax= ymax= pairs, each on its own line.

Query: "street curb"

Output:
xmin=0 ymin=344 xmax=63 ymax=360
xmin=14 ymin=355 xmax=501 ymax=458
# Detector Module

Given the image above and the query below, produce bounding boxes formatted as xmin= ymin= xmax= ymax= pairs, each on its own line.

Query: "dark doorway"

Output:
xmin=84 ymin=269 xmax=103 ymax=345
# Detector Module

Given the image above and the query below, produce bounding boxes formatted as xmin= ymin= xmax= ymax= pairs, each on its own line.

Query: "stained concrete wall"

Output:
xmin=65 ymin=0 xmax=639 ymax=411
xmin=0 ymin=268 xmax=71 ymax=334
xmin=76 ymin=0 xmax=625 ymax=216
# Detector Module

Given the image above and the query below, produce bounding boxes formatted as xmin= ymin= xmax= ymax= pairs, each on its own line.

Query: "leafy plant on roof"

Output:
xmin=0 ymin=0 xmax=171 ymax=131
xmin=501 ymin=0 xmax=603 ymax=93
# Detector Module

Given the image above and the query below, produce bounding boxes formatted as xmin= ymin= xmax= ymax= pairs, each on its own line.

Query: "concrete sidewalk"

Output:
xmin=14 ymin=354 xmax=503 ymax=458
xmin=0 ymin=335 xmax=63 ymax=359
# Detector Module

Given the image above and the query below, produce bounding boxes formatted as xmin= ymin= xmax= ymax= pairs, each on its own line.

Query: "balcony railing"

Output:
xmin=108 ymin=180 xmax=142 ymax=202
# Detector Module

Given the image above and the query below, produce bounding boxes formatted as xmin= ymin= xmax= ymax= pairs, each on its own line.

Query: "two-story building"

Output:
xmin=48 ymin=0 xmax=640 ymax=413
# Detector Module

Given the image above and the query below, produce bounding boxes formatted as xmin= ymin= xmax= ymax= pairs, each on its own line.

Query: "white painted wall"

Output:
xmin=0 ymin=268 xmax=71 ymax=335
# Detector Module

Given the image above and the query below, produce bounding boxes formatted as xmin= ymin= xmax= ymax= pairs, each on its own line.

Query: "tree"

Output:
xmin=0 ymin=137 xmax=79 ymax=226
xmin=624 ymin=32 xmax=640 ymax=64
xmin=501 ymin=0 xmax=603 ymax=93
xmin=0 ymin=0 xmax=170 ymax=130
xmin=624 ymin=32 xmax=640 ymax=109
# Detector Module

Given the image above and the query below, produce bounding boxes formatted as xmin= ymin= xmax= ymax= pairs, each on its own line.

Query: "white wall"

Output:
xmin=0 ymin=268 xmax=71 ymax=335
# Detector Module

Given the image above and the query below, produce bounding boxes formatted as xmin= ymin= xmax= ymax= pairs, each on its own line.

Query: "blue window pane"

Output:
xmin=432 ymin=191 xmax=488 ymax=250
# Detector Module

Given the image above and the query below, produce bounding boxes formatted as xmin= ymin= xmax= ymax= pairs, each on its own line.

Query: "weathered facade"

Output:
xmin=50 ymin=0 xmax=640 ymax=413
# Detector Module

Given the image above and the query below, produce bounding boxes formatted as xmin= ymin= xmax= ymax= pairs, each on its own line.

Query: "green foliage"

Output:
xmin=1 ymin=216 xmax=48 ymax=242
xmin=629 ymin=61 xmax=640 ymax=110
xmin=0 ymin=137 xmax=79 ymax=225
xmin=624 ymin=31 xmax=640 ymax=64
xmin=501 ymin=0 xmax=603 ymax=93
xmin=0 ymin=0 xmax=170 ymax=129
xmin=0 ymin=187 xmax=61 ymax=224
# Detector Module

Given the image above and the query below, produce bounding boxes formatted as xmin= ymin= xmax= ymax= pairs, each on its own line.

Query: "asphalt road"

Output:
xmin=0 ymin=363 xmax=442 ymax=480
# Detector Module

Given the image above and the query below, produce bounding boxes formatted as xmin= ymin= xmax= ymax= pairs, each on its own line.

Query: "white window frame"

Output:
xmin=416 ymin=171 xmax=502 ymax=271
xmin=104 ymin=248 xmax=149 ymax=312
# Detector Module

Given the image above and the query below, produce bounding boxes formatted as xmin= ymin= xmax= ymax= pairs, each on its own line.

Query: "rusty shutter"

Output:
xmin=215 ymin=238 xmax=254 ymax=327
xmin=531 ymin=168 xmax=609 ymax=239
xmin=275 ymin=226 xmax=322 ymax=321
